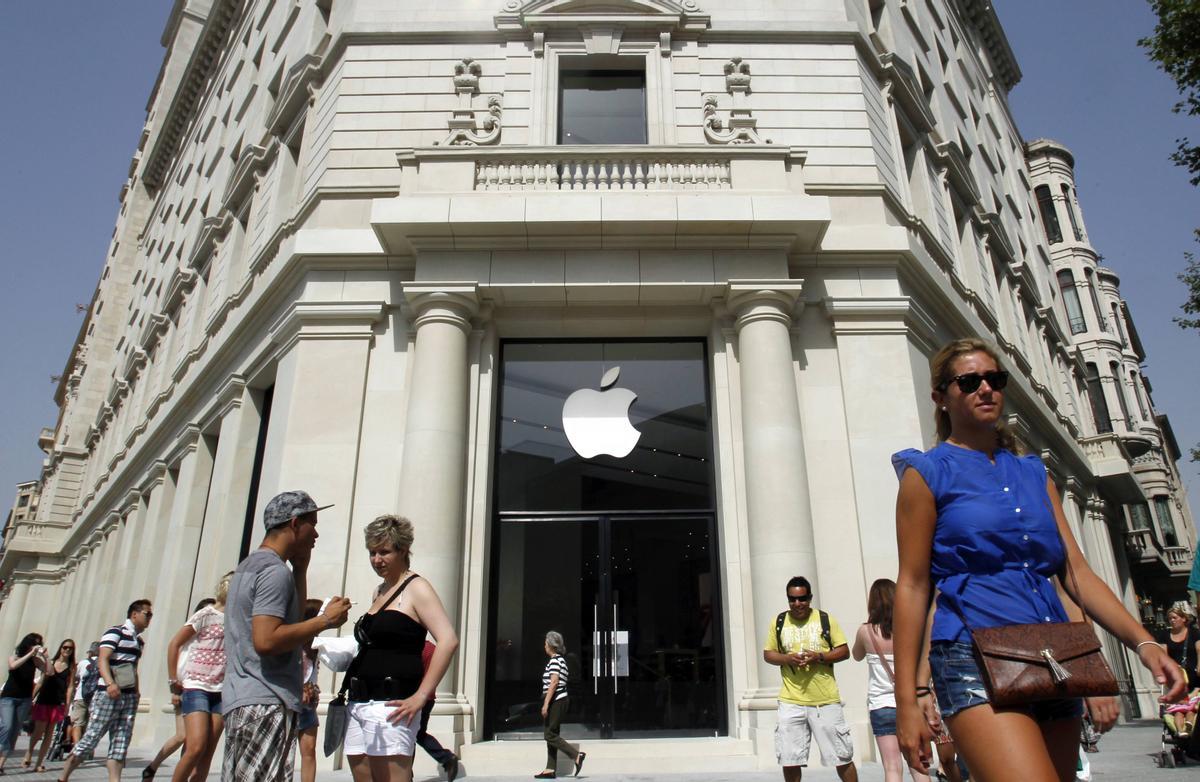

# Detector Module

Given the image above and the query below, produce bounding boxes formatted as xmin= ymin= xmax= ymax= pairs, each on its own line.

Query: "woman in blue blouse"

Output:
xmin=892 ymin=338 xmax=1184 ymax=782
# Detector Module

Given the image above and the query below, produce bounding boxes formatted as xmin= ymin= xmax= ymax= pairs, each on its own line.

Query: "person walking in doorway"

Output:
xmin=763 ymin=576 xmax=858 ymax=782
xmin=535 ymin=631 xmax=583 ymax=779
xmin=417 ymin=640 xmax=459 ymax=781
xmin=59 ymin=600 xmax=154 ymax=782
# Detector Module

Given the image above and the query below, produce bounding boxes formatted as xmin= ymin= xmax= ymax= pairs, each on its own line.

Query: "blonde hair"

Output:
xmin=930 ymin=338 xmax=1019 ymax=453
xmin=215 ymin=571 xmax=235 ymax=606
xmin=365 ymin=515 xmax=415 ymax=561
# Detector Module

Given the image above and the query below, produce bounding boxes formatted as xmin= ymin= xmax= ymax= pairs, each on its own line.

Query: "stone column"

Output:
xmin=726 ymin=282 xmax=817 ymax=696
xmin=256 ymin=301 xmax=385 ymax=605
xmin=138 ymin=428 xmax=214 ymax=746
xmin=0 ymin=579 xmax=31 ymax=658
xmin=129 ymin=465 xmax=173 ymax=602
xmin=395 ymin=284 xmax=479 ymax=696
xmin=189 ymin=377 xmax=261 ymax=606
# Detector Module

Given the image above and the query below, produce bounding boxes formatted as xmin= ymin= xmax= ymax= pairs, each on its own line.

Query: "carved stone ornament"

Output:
xmin=703 ymin=57 xmax=768 ymax=144
xmin=438 ymin=58 xmax=504 ymax=146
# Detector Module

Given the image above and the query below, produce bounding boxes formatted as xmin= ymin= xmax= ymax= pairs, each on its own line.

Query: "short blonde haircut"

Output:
xmin=215 ymin=571 xmax=235 ymax=605
xmin=365 ymin=515 xmax=415 ymax=557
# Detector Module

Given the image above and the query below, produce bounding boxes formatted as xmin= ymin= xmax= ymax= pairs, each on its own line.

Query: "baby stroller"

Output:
xmin=1158 ymin=689 xmax=1200 ymax=768
xmin=46 ymin=718 xmax=72 ymax=762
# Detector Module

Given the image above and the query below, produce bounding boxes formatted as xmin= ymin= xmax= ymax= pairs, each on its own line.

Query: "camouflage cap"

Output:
xmin=263 ymin=490 xmax=333 ymax=530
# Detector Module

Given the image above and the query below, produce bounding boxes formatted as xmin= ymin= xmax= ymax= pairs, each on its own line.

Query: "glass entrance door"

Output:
xmin=485 ymin=340 xmax=724 ymax=740
xmin=487 ymin=512 xmax=721 ymax=739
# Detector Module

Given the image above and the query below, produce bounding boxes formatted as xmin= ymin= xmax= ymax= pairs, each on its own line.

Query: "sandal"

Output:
xmin=534 ymin=772 xmax=556 ymax=779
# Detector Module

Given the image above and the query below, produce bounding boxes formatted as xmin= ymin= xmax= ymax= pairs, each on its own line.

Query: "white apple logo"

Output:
xmin=561 ymin=366 xmax=641 ymax=459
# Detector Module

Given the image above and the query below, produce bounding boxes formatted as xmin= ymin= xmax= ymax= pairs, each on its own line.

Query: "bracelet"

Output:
xmin=914 ymin=686 xmax=932 ymax=695
xmin=1135 ymin=640 xmax=1159 ymax=655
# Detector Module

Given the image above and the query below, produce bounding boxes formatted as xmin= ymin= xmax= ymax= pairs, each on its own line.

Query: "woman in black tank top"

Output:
xmin=24 ymin=639 xmax=76 ymax=772
xmin=342 ymin=515 xmax=459 ymax=782
xmin=0 ymin=633 xmax=47 ymax=772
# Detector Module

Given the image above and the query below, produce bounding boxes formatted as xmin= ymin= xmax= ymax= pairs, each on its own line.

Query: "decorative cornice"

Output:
xmin=821 ymin=295 xmax=937 ymax=349
xmin=268 ymin=301 xmax=388 ymax=349
xmin=880 ymin=53 xmax=936 ymax=133
xmin=494 ymin=0 xmax=710 ymax=35
xmin=266 ymin=53 xmax=324 ymax=137
xmin=143 ymin=0 xmax=242 ymax=189
xmin=223 ymin=140 xmax=279 ymax=211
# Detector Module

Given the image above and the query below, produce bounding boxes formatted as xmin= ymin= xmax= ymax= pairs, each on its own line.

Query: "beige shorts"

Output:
xmin=69 ymin=700 xmax=88 ymax=732
xmin=775 ymin=701 xmax=854 ymax=768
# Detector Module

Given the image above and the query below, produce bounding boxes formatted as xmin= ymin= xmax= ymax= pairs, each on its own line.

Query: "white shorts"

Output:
xmin=344 ymin=701 xmax=419 ymax=757
xmin=775 ymin=701 xmax=854 ymax=768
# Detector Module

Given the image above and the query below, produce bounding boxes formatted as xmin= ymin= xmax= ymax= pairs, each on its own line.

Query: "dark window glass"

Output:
xmin=1110 ymin=361 xmax=1133 ymax=430
xmin=1061 ymin=185 xmax=1084 ymax=241
xmin=559 ymin=69 xmax=647 ymax=145
xmin=1154 ymin=496 xmax=1179 ymax=547
xmin=497 ymin=341 xmax=712 ymax=511
xmin=1129 ymin=503 xmax=1152 ymax=530
xmin=1035 ymin=185 xmax=1062 ymax=244
xmin=1084 ymin=269 xmax=1108 ymax=332
xmin=1085 ymin=362 xmax=1113 ymax=434
xmin=1057 ymin=270 xmax=1086 ymax=334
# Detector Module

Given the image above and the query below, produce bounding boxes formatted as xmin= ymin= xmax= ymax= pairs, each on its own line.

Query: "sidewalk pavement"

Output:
xmin=5 ymin=720 xmax=1191 ymax=780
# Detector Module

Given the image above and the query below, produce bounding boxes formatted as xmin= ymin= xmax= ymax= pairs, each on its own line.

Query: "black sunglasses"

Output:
xmin=938 ymin=370 xmax=1008 ymax=395
xmin=787 ymin=594 xmax=813 ymax=603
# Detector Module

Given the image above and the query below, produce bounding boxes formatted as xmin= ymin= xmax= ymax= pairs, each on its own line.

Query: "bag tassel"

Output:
xmin=1041 ymin=649 xmax=1072 ymax=683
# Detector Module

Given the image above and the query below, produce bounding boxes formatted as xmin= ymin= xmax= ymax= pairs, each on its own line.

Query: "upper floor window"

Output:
xmin=1128 ymin=503 xmax=1152 ymax=530
xmin=1057 ymin=270 xmax=1086 ymax=334
xmin=1084 ymin=362 xmax=1112 ymax=434
xmin=1153 ymin=496 xmax=1179 ymax=547
xmin=1035 ymin=185 xmax=1062 ymax=244
xmin=1110 ymin=303 xmax=1128 ymax=346
xmin=559 ymin=66 xmax=647 ymax=145
xmin=1083 ymin=269 xmax=1109 ymax=332
xmin=1061 ymin=185 xmax=1084 ymax=241
xmin=1110 ymin=361 xmax=1133 ymax=430
xmin=1130 ymin=370 xmax=1149 ymax=419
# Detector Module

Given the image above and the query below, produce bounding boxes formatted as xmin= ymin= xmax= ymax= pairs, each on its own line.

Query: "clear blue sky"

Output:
xmin=1 ymin=2 xmax=1197 ymax=524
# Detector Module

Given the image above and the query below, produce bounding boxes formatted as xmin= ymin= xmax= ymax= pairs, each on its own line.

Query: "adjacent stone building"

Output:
xmin=2 ymin=0 xmax=1195 ymax=772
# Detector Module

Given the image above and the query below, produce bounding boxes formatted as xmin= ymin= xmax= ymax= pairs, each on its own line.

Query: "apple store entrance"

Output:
xmin=485 ymin=340 xmax=726 ymax=739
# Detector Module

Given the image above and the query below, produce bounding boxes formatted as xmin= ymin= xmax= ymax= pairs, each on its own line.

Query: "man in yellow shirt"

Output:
xmin=763 ymin=576 xmax=858 ymax=782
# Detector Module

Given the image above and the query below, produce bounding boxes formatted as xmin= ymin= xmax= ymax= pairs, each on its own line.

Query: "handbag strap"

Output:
xmin=336 ymin=573 xmax=420 ymax=699
xmin=867 ymin=624 xmax=895 ymax=683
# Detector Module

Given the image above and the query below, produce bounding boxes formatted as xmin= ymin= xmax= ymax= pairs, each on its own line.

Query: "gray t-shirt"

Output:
xmin=221 ymin=548 xmax=301 ymax=714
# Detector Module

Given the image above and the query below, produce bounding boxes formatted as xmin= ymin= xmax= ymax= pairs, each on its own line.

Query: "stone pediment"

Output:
xmin=495 ymin=0 xmax=710 ymax=32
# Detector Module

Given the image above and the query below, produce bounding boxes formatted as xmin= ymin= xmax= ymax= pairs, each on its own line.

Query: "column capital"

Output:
xmin=404 ymin=283 xmax=480 ymax=333
xmin=725 ymin=280 xmax=803 ymax=331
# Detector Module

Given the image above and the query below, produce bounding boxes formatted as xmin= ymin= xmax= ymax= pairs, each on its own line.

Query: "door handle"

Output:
xmin=592 ymin=603 xmax=599 ymax=695
xmin=613 ymin=603 xmax=619 ymax=694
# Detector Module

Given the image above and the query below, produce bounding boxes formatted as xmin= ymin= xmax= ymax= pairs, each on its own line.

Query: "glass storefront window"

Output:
xmin=496 ymin=341 xmax=713 ymax=512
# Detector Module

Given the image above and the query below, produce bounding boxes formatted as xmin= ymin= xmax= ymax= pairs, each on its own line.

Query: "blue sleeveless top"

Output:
xmin=891 ymin=442 xmax=1070 ymax=643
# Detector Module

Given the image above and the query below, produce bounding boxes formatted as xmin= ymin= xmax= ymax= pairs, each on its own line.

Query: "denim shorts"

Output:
xmin=869 ymin=707 xmax=897 ymax=737
xmin=929 ymin=641 xmax=1083 ymax=722
xmin=297 ymin=706 xmax=318 ymax=732
xmin=180 ymin=689 xmax=222 ymax=715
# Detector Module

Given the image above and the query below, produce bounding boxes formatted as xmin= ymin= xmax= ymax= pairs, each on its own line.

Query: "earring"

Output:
xmin=941 ymin=406 xmax=947 ymax=411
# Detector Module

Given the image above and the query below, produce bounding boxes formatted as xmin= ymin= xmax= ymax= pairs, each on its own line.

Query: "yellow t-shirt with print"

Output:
xmin=763 ymin=609 xmax=847 ymax=706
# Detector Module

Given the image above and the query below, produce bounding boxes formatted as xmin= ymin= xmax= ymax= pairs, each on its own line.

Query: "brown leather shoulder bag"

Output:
xmin=957 ymin=501 xmax=1119 ymax=707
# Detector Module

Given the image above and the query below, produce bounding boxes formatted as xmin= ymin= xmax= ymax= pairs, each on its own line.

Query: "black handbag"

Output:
xmin=323 ymin=574 xmax=419 ymax=757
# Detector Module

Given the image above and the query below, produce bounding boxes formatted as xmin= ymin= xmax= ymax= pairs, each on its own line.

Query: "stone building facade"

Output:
xmin=1 ymin=0 xmax=1195 ymax=772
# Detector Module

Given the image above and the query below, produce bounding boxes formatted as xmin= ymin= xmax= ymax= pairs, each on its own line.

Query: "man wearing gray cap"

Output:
xmin=221 ymin=491 xmax=351 ymax=782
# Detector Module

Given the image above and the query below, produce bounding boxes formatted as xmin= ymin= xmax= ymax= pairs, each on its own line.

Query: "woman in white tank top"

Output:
xmin=853 ymin=579 xmax=931 ymax=782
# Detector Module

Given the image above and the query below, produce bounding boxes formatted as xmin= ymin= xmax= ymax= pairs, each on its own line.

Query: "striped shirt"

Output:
xmin=541 ymin=655 xmax=568 ymax=701
xmin=99 ymin=619 xmax=145 ymax=667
